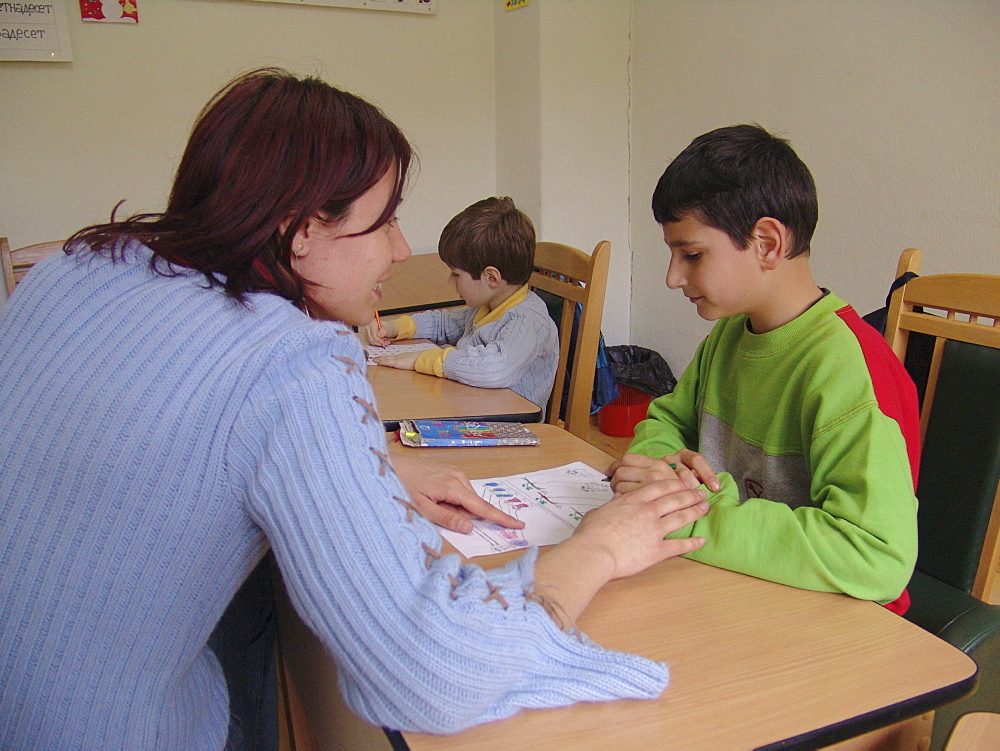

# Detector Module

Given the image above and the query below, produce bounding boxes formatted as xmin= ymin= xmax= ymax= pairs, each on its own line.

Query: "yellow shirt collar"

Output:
xmin=472 ymin=284 xmax=530 ymax=328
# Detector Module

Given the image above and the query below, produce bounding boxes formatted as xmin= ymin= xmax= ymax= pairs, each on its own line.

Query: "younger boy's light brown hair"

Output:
xmin=438 ymin=196 xmax=535 ymax=286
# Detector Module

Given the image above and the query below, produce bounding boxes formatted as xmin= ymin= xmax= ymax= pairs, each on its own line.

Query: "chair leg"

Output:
xmin=275 ymin=638 xmax=297 ymax=751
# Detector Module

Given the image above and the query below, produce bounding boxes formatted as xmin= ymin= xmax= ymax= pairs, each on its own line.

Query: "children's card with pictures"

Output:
xmin=440 ymin=462 xmax=614 ymax=557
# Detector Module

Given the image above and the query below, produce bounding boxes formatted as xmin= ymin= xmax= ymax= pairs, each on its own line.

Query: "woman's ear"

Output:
xmin=753 ymin=217 xmax=788 ymax=270
xmin=280 ymin=216 xmax=312 ymax=258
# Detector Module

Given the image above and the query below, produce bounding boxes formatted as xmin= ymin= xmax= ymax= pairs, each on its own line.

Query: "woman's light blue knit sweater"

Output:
xmin=0 ymin=246 xmax=668 ymax=750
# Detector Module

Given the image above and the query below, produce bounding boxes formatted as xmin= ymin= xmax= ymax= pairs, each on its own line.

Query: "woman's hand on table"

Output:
xmin=608 ymin=450 xmax=720 ymax=494
xmin=574 ymin=478 xmax=708 ymax=581
xmin=534 ymin=478 xmax=708 ymax=625
xmin=392 ymin=454 xmax=525 ymax=534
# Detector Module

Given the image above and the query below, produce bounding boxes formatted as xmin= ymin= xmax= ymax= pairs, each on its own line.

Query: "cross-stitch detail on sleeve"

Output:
xmin=368 ymin=447 xmax=391 ymax=476
xmin=524 ymin=587 xmax=580 ymax=639
xmin=421 ymin=542 xmax=443 ymax=569
xmin=483 ymin=581 xmax=509 ymax=609
xmin=334 ymin=355 xmax=361 ymax=375
xmin=352 ymin=395 xmax=379 ymax=424
xmin=393 ymin=495 xmax=420 ymax=523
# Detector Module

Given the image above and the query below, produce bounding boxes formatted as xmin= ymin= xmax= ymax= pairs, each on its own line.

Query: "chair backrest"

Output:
xmin=884 ymin=248 xmax=1000 ymax=600
xmin=530 ymin=240 xmax=611 ymax=439
xmin=2 ymin=238 xmax=64 ymax=295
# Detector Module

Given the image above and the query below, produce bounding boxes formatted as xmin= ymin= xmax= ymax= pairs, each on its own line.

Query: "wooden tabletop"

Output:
xmin=396 ymin=425 xmax=977 ymax=751
xmin=367 ymin=350 xmax=541 ymax=429
xmin=377 ymin=253 xmax=462 ymax=315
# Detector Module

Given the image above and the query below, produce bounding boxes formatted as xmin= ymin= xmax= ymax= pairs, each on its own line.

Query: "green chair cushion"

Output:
xmin=915 ymin=340 xmax=1000 ymax=592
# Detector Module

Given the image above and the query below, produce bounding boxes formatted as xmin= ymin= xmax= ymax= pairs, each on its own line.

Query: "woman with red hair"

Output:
xmin=0 ymin=69 xmax=707 ymax=750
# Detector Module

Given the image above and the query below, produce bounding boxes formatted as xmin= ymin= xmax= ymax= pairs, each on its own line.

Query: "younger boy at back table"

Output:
xmin=611 ymin=124 xmax=919 ymax=612
xmin=364 ymin=196 xmax=558 ymax=409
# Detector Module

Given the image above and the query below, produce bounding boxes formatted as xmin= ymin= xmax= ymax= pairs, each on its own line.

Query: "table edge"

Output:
xmin=377 ymin=299 xmax=464 ymax=316
xmin=757 ymin=663 xmax=978 ymax=750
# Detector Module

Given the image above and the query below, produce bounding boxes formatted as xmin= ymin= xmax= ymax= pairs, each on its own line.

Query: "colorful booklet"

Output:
xmin=399 ymin=420 xmax=539 ymax=447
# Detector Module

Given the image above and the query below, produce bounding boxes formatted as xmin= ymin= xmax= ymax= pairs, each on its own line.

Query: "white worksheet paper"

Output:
xmin=364 ymin=341 xmax=437 ymax=364
xmin=440 ymin=462 xmax=614 ymax=558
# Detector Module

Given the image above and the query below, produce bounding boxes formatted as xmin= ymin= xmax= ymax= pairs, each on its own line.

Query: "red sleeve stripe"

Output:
xmin=836 ymin=306 xmax=922 ymax=488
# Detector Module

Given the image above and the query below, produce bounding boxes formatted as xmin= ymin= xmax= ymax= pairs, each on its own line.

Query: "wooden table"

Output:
xmin=274 ymin=425 xmax=977 ymax=751
xmin=394 ymin=425 xmax=978 ymax=751
xmin=367 ymin=349 xmax=541 ymax=430
xmin=377 ymin=253 xmax=462 ymax=315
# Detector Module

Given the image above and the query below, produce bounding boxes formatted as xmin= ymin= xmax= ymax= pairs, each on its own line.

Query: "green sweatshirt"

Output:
xmin=630 ymin=292 xmax=920 ymax=605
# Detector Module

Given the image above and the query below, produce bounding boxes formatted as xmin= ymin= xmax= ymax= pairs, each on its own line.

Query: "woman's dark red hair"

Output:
xmin=68 ymin=68 xmax=413 ymax=304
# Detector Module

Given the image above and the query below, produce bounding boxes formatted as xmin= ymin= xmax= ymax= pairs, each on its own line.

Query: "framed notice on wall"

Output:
xmin=242 ymin=0 xmax=434 ymax=14
xmin=0 ymin=0 xmax=73 ymax=61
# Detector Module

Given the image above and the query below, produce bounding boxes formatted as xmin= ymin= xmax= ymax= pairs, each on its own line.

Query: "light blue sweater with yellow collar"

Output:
xmin=394 ymin=284 xmax=559 ymax=408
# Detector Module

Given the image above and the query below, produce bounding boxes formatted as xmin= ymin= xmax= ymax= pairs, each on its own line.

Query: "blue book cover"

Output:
xmin=400 ymin=420 xmax=539 ymax=447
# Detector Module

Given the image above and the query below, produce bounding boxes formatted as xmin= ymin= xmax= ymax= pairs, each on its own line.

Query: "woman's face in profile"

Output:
xmin=291 ymin=170 xmax=411 ymax=325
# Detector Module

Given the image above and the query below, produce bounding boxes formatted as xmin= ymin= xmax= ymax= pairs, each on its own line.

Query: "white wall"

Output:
xmin=495 ymin=0 xmax=633 ymax=345
xmin=6 ymin=0 xmax=998 ymax=354
xmin=537 ymin=0 xmax=632 ymax=345
xmin=1 ymin=0 xmax=496 ymax=298
xmin=495 ymin=0 xmax=541 ymax=224
xmin=630 ymin=0 xmax=1000 ymax=374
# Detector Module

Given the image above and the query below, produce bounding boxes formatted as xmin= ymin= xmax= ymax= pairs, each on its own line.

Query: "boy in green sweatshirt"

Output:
xmin=610 ymin=124 xmax=919 ymax=612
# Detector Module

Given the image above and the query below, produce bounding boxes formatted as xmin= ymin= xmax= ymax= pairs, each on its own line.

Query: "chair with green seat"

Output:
xmin=883 ymin=248 xmax=1000 ymax=750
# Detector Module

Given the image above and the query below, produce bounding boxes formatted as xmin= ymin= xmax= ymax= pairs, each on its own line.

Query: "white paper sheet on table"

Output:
xmin=364 ymin=341 xmax=437 ymax=364
xmin=440 ymin=462 xmax=614 ymax=558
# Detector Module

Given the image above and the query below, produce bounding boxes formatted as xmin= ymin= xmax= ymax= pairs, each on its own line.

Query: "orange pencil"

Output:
xmin=373 ymin=309 xmax=385 ymax=347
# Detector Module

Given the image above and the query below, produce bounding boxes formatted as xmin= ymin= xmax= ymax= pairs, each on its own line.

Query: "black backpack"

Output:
xmin=862 ymin=271 xmax=934 ymax=406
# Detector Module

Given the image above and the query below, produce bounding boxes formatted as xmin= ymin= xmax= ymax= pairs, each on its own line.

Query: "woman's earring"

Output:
xmin=293 ymin=243 xmax=305 ymax=257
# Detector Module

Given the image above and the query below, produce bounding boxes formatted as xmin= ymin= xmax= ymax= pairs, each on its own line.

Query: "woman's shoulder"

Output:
xmin=238 ymin=300 xmax=364 ymax=364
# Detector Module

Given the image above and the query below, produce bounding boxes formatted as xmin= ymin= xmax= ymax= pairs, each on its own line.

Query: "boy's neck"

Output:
xmin=746 ymin=258 xmax=824 ymax=334
xmin=483 ymin=282 xmax=522 ymax=313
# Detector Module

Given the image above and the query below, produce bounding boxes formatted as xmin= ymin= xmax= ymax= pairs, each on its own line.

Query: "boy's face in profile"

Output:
xmin=662 ymin=214 xmax=763 ymax=322
xmin=448 ymin=266 xmax=494 ymax=308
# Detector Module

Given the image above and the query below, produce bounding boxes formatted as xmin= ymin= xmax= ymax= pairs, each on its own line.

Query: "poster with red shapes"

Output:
xmin=80 ymin=0 xmax=138 ymax=24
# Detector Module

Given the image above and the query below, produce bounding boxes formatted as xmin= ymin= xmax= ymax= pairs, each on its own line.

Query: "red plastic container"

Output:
xmin=598 ymin=384 xmax=652 ymax=437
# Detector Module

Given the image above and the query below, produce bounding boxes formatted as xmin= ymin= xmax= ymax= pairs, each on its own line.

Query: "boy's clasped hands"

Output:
xmin=608 ymin=450 xmax=722 ymax=495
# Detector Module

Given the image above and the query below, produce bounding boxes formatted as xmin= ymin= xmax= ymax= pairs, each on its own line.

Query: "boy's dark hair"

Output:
xmin=438 ymin=196 xmax=535 ymax=286
xmin=652 ymin=124 xmax=818 ymax=258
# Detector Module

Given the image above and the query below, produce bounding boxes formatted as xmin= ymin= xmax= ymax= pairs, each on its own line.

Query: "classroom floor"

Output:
xmin=584 ymin=415 xmax=632 ymax=460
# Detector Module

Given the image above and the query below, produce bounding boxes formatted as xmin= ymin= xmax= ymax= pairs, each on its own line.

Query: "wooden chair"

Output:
xmin=944 ymin=712 xmax=1000 ymax=751
xmin=270 ymin=556 xmax=393 ymax=751
xmin=884 ymin=248 xmax=1000 ymax=750
xmin=530 ymin=240 xmax=611 ymax=439
xmin=2 ymin=238 xmax=64 ymax=295
xmin=885 ymin=248 xmax=1000 ymax=602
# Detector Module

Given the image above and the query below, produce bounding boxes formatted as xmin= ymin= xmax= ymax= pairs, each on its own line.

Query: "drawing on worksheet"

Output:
xmin=439 ymin=462 xmax=614 ymax=558
xmin=364 ymin=341 xmax=437 ymax=365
